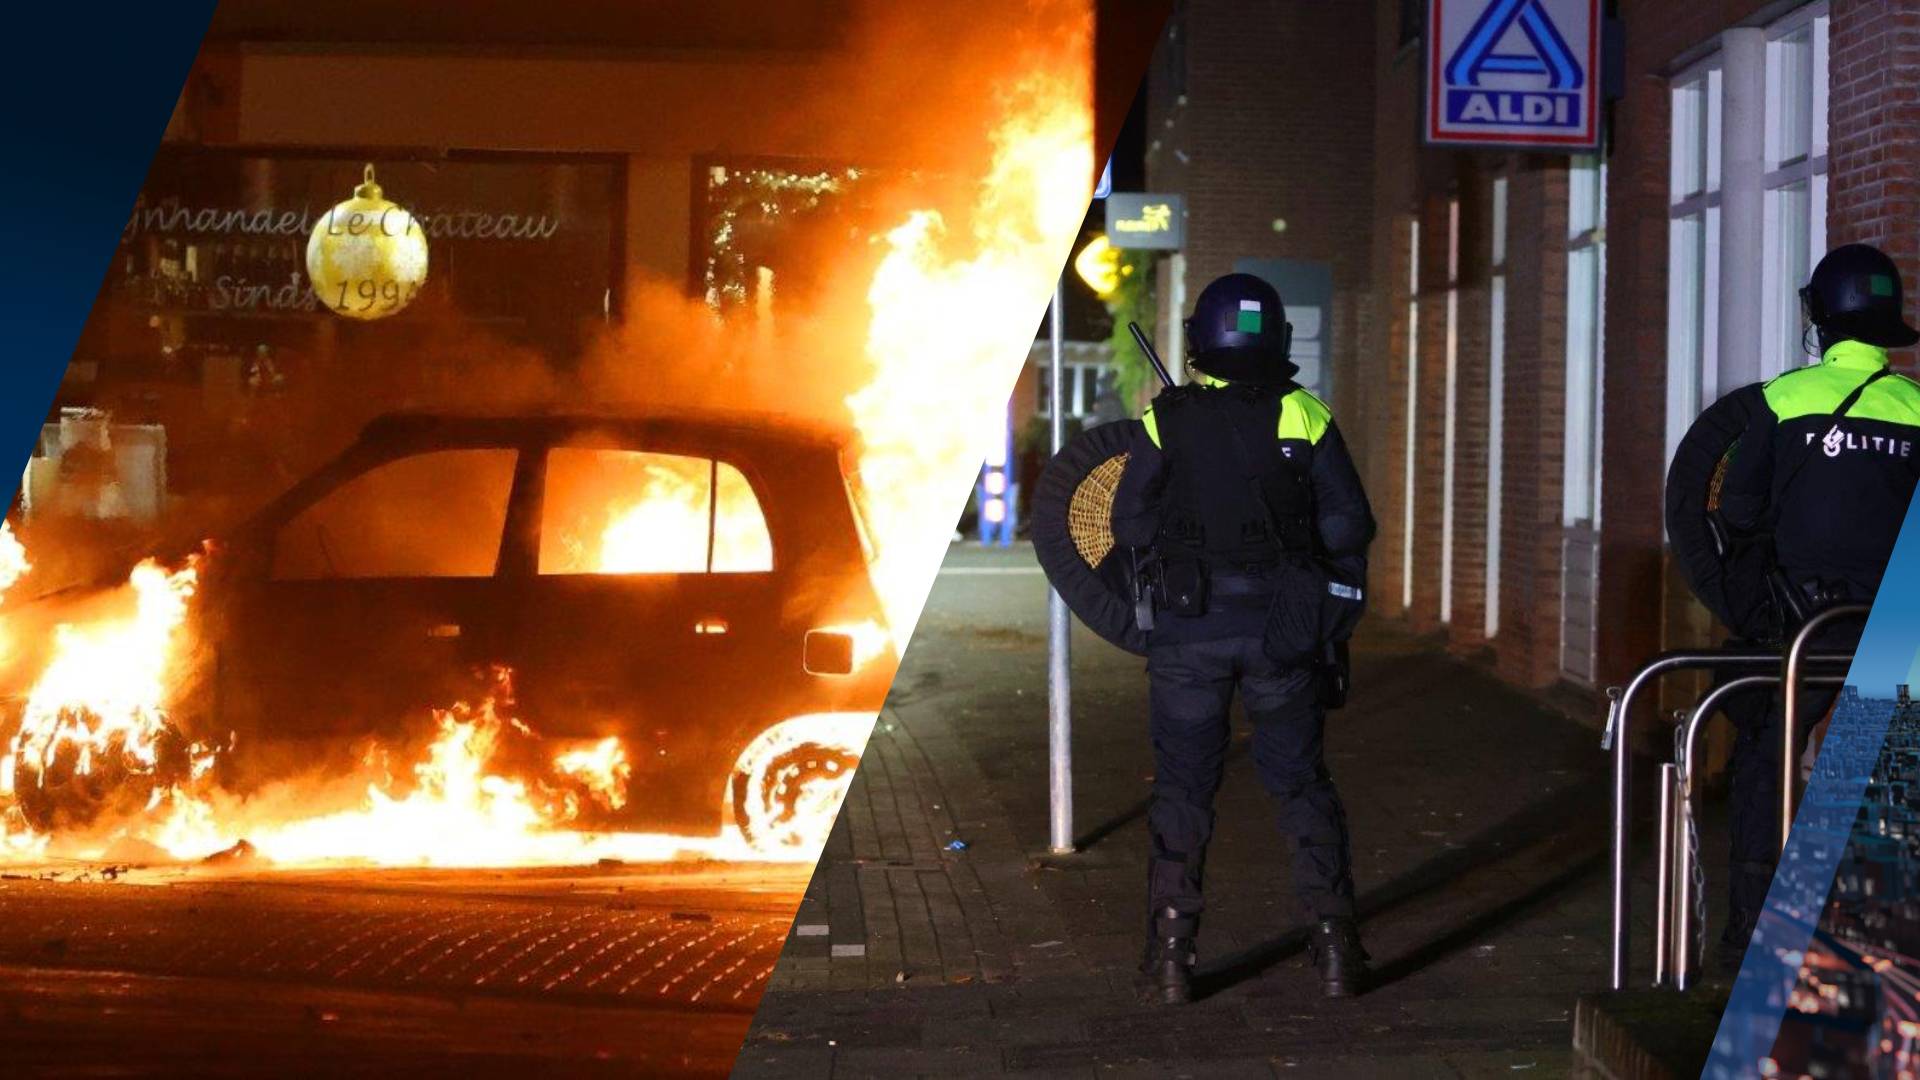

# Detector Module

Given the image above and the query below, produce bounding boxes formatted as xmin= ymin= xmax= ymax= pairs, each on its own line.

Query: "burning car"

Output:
xmin=4 ymin=410 xmax=894 ymax=855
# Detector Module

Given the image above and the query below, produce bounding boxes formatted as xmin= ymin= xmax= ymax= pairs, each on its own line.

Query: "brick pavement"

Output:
xmin=0 ymin=863 xmax=811 ymax=1076
xmin=733 ymin=545 xmax=1691 ymax=1078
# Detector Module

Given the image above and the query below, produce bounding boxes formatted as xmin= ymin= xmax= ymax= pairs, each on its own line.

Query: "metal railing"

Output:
xmin=1655 ymin=672 xmax=1846 ymax=988
xmin=1780 ymin=606 xmax=1871 ymax=846
xmin=1603 ymin=632 xmax=1859 ymax=990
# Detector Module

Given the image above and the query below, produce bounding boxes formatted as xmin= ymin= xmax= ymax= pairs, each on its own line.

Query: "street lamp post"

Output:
xmin=1047 ymin=274 xmax=1074 ymax=855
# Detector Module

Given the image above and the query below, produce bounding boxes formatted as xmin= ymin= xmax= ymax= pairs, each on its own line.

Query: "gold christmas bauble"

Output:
xmin=306 ymin=164 xmax=429 ymax=321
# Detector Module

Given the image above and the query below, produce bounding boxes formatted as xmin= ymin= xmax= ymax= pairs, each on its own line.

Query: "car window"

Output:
xmin=712 ymin=460 xmax=775 ymax=572
xmin=540 ymin=448 xmax=773 ymax=575
xmin=272 ymin=449 xmax=518 ymax=580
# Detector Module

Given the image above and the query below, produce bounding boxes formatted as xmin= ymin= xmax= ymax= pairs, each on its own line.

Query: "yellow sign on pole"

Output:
xmin=1105 ymin=193 xmax=1184 ymax=250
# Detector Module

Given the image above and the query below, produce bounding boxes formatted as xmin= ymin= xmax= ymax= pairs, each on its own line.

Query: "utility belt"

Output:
xmin=1209 ymin=570 xmax=1284 ymax=606
xmin=1133 ymin=553 xmax=1279 ymax=626
xmin=1131 ymin=551 xmax=1361 ymax=709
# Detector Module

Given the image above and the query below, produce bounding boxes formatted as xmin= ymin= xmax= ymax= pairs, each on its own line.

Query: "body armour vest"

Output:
xmin=1152 ymin=384 xmax=1315 ymax=567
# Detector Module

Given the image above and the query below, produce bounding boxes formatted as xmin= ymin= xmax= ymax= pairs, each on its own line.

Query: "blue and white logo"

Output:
xmin=1427 ymin=0 xmax=1600 ymax=149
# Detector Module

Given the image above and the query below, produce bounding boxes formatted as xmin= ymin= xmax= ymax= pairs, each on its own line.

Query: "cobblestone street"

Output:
xmin=0 ymin=862 xmax=809 ymax=1076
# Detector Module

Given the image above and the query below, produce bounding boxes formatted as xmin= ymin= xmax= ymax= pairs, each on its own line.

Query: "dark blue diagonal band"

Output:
xmin=0 ymin=5 xmax=215 ymax=501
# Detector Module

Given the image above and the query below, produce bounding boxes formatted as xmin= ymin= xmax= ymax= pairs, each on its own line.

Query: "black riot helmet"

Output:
xmin=1183 ymin=273 xmax=1297 ymax=385
xmin=1801 ymin=243 xmax=1920 ymax=350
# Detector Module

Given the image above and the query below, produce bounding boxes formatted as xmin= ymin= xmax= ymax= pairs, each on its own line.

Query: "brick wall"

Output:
xmin=1355 ymin=0 xmax=1580 ymax=686
xmin=1358 ymin=7 xmax=1423 ymax=628
xmin=1145 ymin=0 xmax=1378 ymax=421
xmin=1596 ymin=2 xmax=1701 ymax=683
xmin=1828 ymin=0 xmax=1920 ymax=323
xmin=1496 ymin=164 xmax=1574 ymax=688
xmin=1448 ymin=176 xmax=1495 ymax=654
xmin=1372 ymin=211 xmax=1416 ymax=617
xmin=1409 ymin=192 xmax=1452 ymax=633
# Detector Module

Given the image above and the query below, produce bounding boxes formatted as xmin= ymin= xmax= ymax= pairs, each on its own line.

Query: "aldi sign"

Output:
xmin=1426 ymin=0 xmax=1601 ymax=150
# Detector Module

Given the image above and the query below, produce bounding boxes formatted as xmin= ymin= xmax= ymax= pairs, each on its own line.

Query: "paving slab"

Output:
xmin=738 ymin=542 xmax=1670 ymax=1077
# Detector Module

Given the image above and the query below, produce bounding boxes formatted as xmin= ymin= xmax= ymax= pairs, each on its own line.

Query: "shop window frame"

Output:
xmin=1759 ymin=3 xmax=1830 ymax=380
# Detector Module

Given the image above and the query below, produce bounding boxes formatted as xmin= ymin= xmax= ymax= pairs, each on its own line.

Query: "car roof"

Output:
xmin=356 ymin=408 xmax=851 ymax=452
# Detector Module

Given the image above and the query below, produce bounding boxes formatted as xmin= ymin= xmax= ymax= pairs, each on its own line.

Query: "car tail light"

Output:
xmin=803 ymin=621 xmax=890 ymax=676
xmin=803 ymin=629 xmax=856 ymax=675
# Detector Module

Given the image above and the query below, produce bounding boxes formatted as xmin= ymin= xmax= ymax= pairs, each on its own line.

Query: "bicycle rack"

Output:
xmin=1654 ymin=672 xmax=1846 ymax=989
xmin=1780 ymin=606 xmax=1871 ymax=845
xmin=1604 ymin=640 xmax=1856 ymax=991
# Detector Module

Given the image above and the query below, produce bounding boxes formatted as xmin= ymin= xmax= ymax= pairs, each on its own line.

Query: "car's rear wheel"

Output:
xmin=727 ymin=713 xmax=870 ymax=856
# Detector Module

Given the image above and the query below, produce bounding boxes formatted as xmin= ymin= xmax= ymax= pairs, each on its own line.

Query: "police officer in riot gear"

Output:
xmin=1716 ymin=242 xmax=1920 ymax=970
xmin=1110 ymin=273 xmax=1376 ymax=1004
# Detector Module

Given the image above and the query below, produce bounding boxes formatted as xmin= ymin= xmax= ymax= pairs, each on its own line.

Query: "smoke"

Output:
xmin=573 ymin=2 xmax=1093 ymax=430
xmin=98 ymin=1 xmax=1086 ymax=543
xmin=1 ymin=0 xmax=1094 ymax=857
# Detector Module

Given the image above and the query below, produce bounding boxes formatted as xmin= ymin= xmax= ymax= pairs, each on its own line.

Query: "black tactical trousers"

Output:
xmin=1720 ymin=615 xmax=1859 ymax=944
xmin=1145 ymin=635 xmax=1355 ymax=923
xmin=1724 ymin=683 xmax=1835 ymax=941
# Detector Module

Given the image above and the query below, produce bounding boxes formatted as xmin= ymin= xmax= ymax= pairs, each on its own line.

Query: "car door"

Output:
xmin=218 ymin=444 xmax=521 ymax=742
xmin=504 ymin=440 xmax=795 ymax=825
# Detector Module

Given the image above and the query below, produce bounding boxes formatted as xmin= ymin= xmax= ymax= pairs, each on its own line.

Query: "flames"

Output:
xmin=148 ymin=674 xmax=780 ymax=868
xmin=0 ymin=522 xmax=26 ymax=595
xmin=553 ymin=737 xmax=632 ymax=812
xmin=2 ymin=556 xmax=208 ymax=842
xmin=0 ymin=633 xmax=814 ymax=867
xmin=596 ymin=460 xmax=771 ymax=576
xmin=596 ymin=465 xmax=712 ymax=574
xmin=849 ymin=33 xmax=1094 ymax=636
xmin=0 ymin=522 xmax=27 ymax=662
xmin=0 ymin=549 xmax=856 ymax=867
xmin=0 ymin=2 xmax=1092 ymax=871
xmin=545 ymin=451 xmax=774 ymax=576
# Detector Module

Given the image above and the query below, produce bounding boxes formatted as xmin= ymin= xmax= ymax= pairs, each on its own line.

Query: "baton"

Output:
xmin=1128 ymin=321 xmax=1175 ymax=388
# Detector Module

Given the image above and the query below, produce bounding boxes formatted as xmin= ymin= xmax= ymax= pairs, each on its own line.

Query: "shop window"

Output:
xmin=694 ymin=161 xmax=869 ymax=316
xmin=1666 ymin=60 xmax=1724 ymax=463
xmin=116 ymin=151 xmax=618 ymax=365
xmin=539 ymin=448 xmax=772 ymax=576
xmin=1035 ymin=360 xmax=1115 ymax=419
xmin=1761 ymin=7 xmax=1830 ymax=379
xmin=272 ymin=449 xmax=517 ymax=581
xmin=1565 ymin=155 xmax=1607 ymax=531
xmin=1563 ymin=156 xmax=1608 ymax=686
xmin=1664 ymin=4 xmax=1829 ymax=460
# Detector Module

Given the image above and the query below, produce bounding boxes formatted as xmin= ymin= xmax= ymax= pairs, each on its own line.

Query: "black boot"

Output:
xmin=1140 ymin=907 xmax=1197 ymax=1006
xmin=1308 ymin=918 xmax=1369 ymax=998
